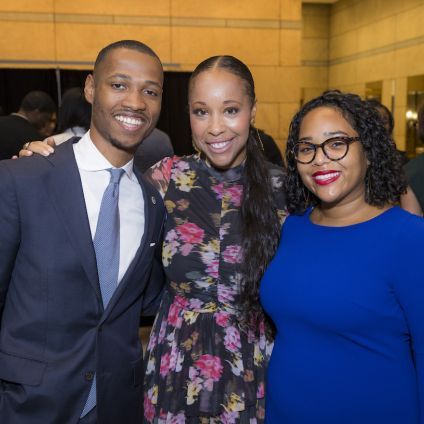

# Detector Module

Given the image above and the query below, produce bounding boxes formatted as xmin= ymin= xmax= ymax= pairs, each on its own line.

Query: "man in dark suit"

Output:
xmin=0 ymin=40 xmax=165 ymax=424
xmin=0 ymin=90 xmax=56 ymax=160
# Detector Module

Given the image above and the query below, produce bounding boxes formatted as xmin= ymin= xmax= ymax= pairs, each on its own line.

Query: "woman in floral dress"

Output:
xmin=143 ymin=56 xmax=287 ymax=423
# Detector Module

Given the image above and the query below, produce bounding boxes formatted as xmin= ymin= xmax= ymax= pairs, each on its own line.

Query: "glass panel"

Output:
xmin=365 ymin=81 xmax=383 ymax=102
xmin=406 ymin=75 xmax=424 ymax=157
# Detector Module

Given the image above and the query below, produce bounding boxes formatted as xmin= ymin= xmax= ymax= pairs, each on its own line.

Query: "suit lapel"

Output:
xmin=46 ymin=140 xmax=101 ymax=301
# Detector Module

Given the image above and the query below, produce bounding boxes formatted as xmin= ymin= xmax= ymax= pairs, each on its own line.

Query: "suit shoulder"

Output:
xmin=0 ymin=140 xmax=76 ymax=180
xmin=0 ymin=155 xmax=54 ymax=180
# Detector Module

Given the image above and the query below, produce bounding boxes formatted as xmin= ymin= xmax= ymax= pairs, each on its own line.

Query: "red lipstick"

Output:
xmin=312 ymin=170 xmax=341 ymax=186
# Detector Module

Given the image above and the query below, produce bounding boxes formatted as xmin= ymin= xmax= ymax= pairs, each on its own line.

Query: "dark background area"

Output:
xmin=0 ymin=68 xmax=194 ymax=156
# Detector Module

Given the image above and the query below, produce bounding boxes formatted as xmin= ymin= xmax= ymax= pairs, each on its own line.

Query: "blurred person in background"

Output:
xmin=52 ymin=87 xmax=91 ymax=145
xmin=365 ymin=99 xmax=421 ymax=215
xmin=402 ymin=104 xmax=424 ymax=216
xmin=254 ymin=127 xmax=285 ymax=168
xmin=134 ymin=127 xmax=174 ymax=173
xmin=0 ymin=90 xmax=56 ymax=160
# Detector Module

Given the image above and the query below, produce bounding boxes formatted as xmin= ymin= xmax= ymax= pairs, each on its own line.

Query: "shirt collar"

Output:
xmin=74 ymin=130 xmax=135 ymax=180
xmin=11 ymin=112 xmax=29 ymax=122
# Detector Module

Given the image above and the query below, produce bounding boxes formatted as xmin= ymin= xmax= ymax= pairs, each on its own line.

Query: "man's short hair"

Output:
xmin=94 ymin=40 xmax=162 ymax=76
xmin=20 ymin=91 xmax=56 ymax=114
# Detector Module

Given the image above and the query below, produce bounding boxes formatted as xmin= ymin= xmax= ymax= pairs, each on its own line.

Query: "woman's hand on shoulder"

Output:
xmin=15 ymin=137 xmax=56 ymax=159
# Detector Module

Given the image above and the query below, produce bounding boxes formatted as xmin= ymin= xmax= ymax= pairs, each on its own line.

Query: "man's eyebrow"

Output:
xmin=108 ymin=73 xmax=131 ymax=80
xmin=107 ymin=74 xmax=162 ymax=88
xmin=145 ymin=80 xmax=163 ymax=88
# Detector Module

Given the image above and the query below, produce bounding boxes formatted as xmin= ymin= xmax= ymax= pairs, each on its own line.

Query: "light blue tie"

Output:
xmin=80 ymin=168 xmax=125 ymax=417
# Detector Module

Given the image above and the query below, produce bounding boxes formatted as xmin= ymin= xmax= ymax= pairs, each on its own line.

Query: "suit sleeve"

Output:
xmin=392 ymin=218 xmax=424 ymax=423
xmin=0 ymin=163 xmax=21 ymax=320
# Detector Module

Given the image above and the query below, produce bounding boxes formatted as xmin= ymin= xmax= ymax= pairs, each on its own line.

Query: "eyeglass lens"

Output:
xmin=294 ymin=138 xmax=350 ymax=163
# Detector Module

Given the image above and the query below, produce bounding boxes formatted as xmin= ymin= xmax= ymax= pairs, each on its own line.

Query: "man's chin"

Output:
xmin=109 ymin=137 xmax=143 ymax=154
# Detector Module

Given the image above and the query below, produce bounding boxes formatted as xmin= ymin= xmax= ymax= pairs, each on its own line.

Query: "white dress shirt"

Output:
xmin=73 ymin=131 xmax=145 ymax=284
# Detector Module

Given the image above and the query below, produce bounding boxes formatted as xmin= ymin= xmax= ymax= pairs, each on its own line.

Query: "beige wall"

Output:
xmin=327 ymin=0 xmax=424 ymax=150
xmin=0 ymin=0 xmax=303 ymax=149
xmin=301 ymin=3 xmax=329 ymax=103
xmin=299 ymin=0 xmax=424 ymax=151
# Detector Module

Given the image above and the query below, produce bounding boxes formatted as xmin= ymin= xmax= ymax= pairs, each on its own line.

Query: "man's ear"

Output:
xmin=84 ymin=74 xmax=95 ymax=105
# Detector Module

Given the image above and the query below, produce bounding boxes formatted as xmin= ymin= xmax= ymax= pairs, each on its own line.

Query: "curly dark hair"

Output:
xmin=285 ymin=90 xmax=407 ymax=213
xmin=189 ymin=56 xmax=281 ymax=338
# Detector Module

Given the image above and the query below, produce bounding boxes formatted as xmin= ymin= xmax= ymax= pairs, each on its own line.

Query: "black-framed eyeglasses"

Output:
xmin=292 ymin=136 xmax=360 ymax=164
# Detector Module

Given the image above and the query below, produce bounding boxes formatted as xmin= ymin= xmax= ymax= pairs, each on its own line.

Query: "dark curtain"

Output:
xmin=60 ymin=70 xmax=90 ymax=95
xmin=0 ymin=69 xmax=58 ymax=115
xmin=0 ymin=68 xmax=193 ymax=155
xmin=157 ymin=71 xmax=193 ymax=156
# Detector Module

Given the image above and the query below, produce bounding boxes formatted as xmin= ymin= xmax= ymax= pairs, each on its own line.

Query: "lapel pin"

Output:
xmin=151 ymin=196 xmax=156 ymax=204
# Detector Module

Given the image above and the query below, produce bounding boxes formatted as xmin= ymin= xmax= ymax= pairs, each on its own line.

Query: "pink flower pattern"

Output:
xmin=215 ymin=311 xmax=231 ymax=327
xmin=194 ymin=354 xmax=224 ymax=381
xmin=143 ymin=393 xmax=155 ymax=422
xmin=176 ymin=222 xmax=205 ymax=244
xmin=224 ymin=326 xmax=242 ymax=353
xmin=222 ymin=245 xmax=242 ymax=264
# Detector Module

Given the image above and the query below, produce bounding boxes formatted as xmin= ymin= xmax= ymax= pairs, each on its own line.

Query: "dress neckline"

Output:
xmin=195 ymin=154 xmax=244 ymax=182
xmin=304 ymin=206 xmax=398 ymax=230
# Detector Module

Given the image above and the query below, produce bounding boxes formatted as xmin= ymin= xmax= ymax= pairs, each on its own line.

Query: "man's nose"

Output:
xmin=122 ymin=89 xmax=147 ymax=111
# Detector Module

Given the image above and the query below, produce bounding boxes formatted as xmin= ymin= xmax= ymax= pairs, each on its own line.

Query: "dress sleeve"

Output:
xmin=143 ymin=156 xmax=175 ymax=199
xmin=392 ymin=217 xmax=424 ymax=422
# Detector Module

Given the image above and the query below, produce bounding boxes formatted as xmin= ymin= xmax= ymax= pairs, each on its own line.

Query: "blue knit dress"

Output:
xmin=260 ymin=207 xmax=424 ymax=423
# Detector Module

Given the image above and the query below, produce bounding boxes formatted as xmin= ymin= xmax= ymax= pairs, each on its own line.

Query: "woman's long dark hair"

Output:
xmin=189 ymin=56 xmax=281 ymax=338
xmin=57 ymin=87 xmax=91 ymax=133
xmin=285 ymin=90 xmax=407 ymax=213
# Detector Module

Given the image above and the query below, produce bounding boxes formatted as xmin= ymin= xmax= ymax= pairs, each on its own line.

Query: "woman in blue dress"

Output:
xmin=260 ymin=91 xmax=424 ymax=423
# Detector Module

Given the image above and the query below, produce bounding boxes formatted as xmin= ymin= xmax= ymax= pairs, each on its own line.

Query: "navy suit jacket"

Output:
xmin=0 ymin=139 xmax=165 ymax=424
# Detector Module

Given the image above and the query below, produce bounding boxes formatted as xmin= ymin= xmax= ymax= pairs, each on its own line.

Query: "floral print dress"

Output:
xmin=143 ymin=155 xmax=286 ymax=424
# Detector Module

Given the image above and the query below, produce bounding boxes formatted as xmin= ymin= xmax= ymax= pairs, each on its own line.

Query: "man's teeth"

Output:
xmin=210 ymin=141 xmax=229 ymax=149
xmin=115 ymin=115 xmax=142 ymax=126
xmin=315 ymin=172 xmax=339 ymax=181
